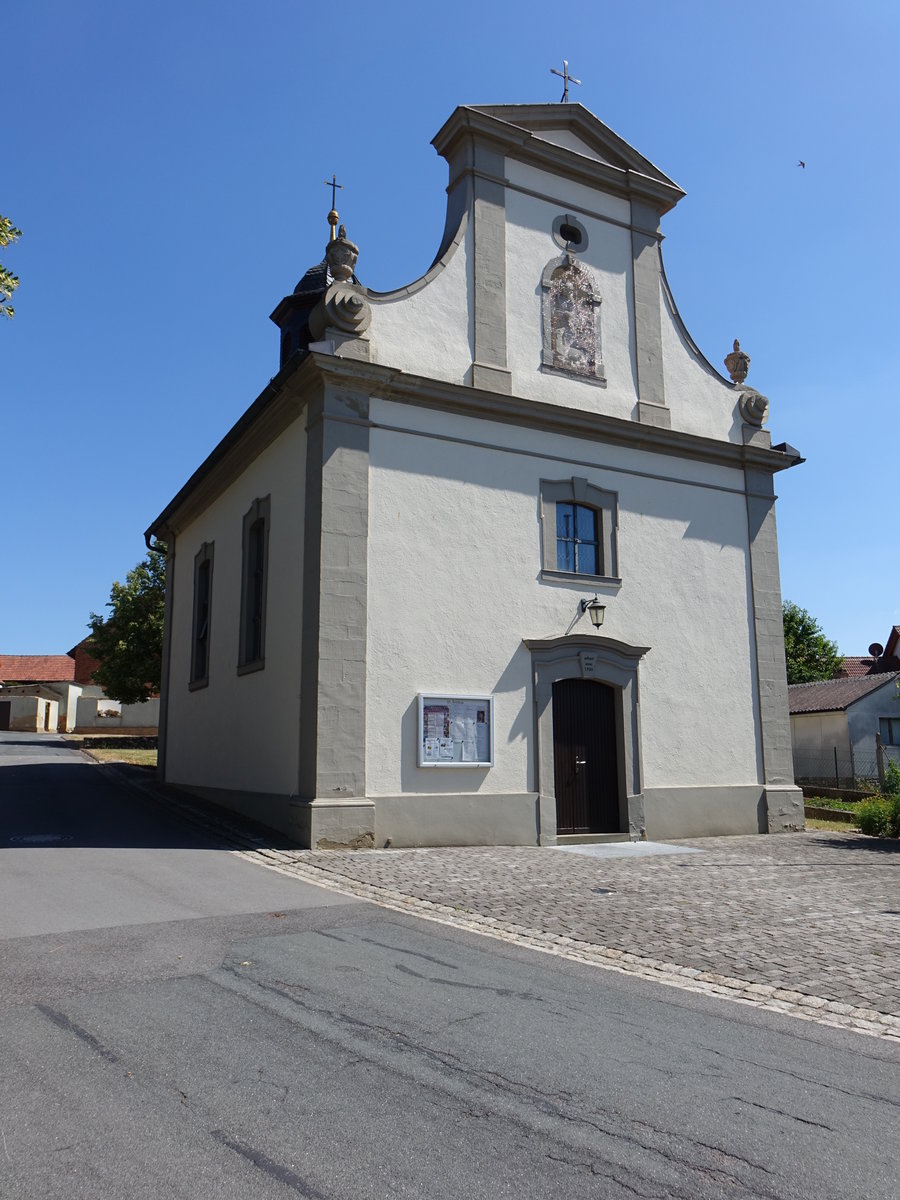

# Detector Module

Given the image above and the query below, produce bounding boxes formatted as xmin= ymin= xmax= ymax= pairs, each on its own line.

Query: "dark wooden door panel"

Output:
xmin=552 ymin=678 xmax=619 ymax=833
xmin=0 ymin=701 xmax=10 ymax=731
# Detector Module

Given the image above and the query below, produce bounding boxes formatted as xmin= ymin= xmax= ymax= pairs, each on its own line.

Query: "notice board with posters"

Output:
xmin=417 ymin=694 xmax=494 ymax=767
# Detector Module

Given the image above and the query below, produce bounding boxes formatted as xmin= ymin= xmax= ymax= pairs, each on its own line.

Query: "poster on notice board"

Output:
xmin=418 ymin=694 xmax=494 ymax=767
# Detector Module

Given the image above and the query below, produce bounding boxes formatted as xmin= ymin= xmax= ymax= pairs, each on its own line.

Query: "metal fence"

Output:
xmin=792 ymin=744 xmax=900 ymax=790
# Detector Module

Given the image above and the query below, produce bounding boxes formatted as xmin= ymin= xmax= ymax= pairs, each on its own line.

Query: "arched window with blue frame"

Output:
xmin=539 ymin=477 xmax=620 ymax=586
xmin=556 ymin=502 xmax=600 ymax=575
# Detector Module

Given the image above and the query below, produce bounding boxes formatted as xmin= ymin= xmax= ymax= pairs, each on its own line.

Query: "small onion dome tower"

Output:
xmin=270 ymin=258 xmax=329 ymax=369
xmin=270 ymin=196 xmax=361 ymax=368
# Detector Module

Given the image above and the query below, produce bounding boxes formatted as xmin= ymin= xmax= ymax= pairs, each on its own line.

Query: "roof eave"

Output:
xmin=145 ymin=351 xmax=309 ymax=545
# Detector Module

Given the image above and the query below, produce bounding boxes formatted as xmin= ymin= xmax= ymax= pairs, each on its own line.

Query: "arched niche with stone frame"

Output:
xmin=540 ymin=254 xmax=606 ymax=386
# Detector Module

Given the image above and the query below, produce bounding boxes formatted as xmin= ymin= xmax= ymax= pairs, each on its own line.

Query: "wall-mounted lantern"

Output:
xmin=580 ymin=595 xmax=606 ymax=628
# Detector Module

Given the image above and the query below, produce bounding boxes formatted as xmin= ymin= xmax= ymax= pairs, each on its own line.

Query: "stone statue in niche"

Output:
xmin=541 ymin=254 xmax=606 ymax=384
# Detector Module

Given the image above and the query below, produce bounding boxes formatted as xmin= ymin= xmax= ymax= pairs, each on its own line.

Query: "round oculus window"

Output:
xmin=552 ymin=214 xmax=589 ymax=253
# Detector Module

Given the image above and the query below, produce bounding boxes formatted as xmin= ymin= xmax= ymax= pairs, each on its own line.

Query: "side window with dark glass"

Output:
xmin=190 ymin=542 xmax=214 ymax=689
xmin=238 ymin=496 xmax=270 ymax=674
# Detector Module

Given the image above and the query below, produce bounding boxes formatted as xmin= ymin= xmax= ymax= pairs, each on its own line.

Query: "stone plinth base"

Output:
xmin=290 ymin=797 xmax=376 ymax=850
xmin=764 ymin=785 xmax=805 ymax=833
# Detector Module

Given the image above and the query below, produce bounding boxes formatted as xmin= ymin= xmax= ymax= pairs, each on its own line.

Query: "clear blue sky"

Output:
xmin=4 ymin=1 xmax=898 ymax=656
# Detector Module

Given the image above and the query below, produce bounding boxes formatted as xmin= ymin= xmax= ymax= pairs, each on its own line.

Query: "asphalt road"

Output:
xmin=1 ymin=733 xmax=898 ymax=1199
xmin=0 ymin=732 xmax=355 ymax=936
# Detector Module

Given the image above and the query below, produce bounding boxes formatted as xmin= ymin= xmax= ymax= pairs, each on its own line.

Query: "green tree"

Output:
xmin=1 ymin=215 xmax=22 ymax=319
xmin=782 ymin=600 xmax=842 ymax=684
xmin=88 ymin=543 xmax=167 ymax=704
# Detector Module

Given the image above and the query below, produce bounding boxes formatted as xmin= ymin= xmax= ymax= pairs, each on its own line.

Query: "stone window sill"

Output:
xmin=541 ymin=569 xmax=622 ymax=589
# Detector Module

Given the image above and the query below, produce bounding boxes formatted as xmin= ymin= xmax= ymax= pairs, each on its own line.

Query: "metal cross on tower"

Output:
xmin=551 ymin=60 xmax=581 ymax=103
xmin=324 ymin=174 xmax=344 ymax=240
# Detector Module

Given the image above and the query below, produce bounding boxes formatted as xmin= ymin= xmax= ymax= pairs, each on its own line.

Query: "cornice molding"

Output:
xmin=147 ymin=351 xmax=803 ymax=543
xmin=308 ymin=354 xmax=803 ymax=475
xmin=433 ymin=105 xmax=685 ymax=215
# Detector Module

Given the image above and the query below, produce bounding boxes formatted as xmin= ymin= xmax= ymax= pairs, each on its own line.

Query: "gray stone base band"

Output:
xmin=168 ymin=786 xmax=540 ymax=849
xmin=643 ymin=786 xmax=806 ymax=838
xmin=169 ymin=782 xmax=802 ymax=848
xmin=292 ymin=797 xmax=376 ymax=850
xmin=642 ymin=784 xmax=784 ymax=840
xmin=172 ymin=785 xmax=375 ymax=849
xmin=375 ymin=793 xmax=540 ymax=848
xmin=174 ymin=784 xmax=297 ymax=841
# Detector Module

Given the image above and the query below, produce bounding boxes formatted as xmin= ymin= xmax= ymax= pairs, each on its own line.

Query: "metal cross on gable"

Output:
xmin=551 ymin=59 xmax=581 ymax=103
xmin=324 ymin=173 xmax=343 ymax=210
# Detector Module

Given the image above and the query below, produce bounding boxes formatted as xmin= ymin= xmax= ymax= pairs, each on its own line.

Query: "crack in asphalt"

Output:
xmin=356 ymin=934 xmax=460 ymax=969
xmin=393 ymin=961 xmax=542 ymax=999
xmin=732 ymin=1098 xmax=835 ymax=1131
xmin=701 ymin=1045 xmax=900 ymax=1110
xmin=212 ymin=964 xmax=782 ymax=1195
xmin=545 ymin=1150 xmax=672 ymax=1198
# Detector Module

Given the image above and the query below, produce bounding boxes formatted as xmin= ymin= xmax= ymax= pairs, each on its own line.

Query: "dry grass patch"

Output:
xmin=85 ymin=747 xmax=157 ymax=768
xmin=805 ymin=815 xmax=855 ymax=830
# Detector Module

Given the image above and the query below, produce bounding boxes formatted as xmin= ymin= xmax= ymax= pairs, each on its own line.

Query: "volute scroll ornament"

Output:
xmin=308 ymin=223 xmax=372 ymax=340
xmin=738 ymin=387 xmax=769 ymax=427
xmin=316 ymin=283 xmax=372 ymax=336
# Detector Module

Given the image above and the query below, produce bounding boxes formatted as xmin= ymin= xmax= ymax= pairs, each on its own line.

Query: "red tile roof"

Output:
xmin=838 ymin=655 xmax=900 ymax=677
xmin=837 ymin=626 xmax=900 ymax=677
xmin=789 ymin=672 xmax=900 ymax=714
xmin=0 ymin=655 xmax=76 ymax=683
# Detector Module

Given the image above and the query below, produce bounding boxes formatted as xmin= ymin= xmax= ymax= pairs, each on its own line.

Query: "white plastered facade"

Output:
xmin=365 ymin=399 xmax=765 ymax=843
xmin=150 ymin=102 xmax=802 ymax=848
xmin=162 ymin=415 xmax=307 ymax=833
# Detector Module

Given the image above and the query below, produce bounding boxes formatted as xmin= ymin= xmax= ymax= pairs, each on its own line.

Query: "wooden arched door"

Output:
xmin=551 ymin=678 xmax=620 ymax=834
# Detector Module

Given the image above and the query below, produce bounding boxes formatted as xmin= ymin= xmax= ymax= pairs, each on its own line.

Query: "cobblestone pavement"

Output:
xmin=111 ymin=767 xmax=900 ymax=1042
xmin=237 ymin=833 xmax=900 ymax=1042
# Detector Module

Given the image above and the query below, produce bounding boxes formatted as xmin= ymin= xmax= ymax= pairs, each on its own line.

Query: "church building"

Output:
xmin=147 ymin=102 xmax=804 ymax=848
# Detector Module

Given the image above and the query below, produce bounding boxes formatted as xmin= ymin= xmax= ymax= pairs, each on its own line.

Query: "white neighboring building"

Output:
xmin=789 ymin=673 xmax=900 ymax=786
xmin=0 ymin=689 xmax=59 ymax=733
xmin=74 ymin=695 xmax=161 ymax=732
xmin=147 ymin=102 xmax=804 ymax=848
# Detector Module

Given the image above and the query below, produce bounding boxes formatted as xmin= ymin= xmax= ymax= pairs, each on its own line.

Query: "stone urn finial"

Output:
xmin=309 ymin=224 xmax=371 ymax=343
xmin=724 ymin=338 xmax=750 ymax=384
xmin=325 ymin=224 xmax=359 ymax=283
